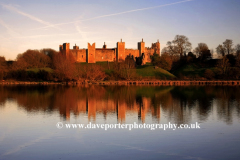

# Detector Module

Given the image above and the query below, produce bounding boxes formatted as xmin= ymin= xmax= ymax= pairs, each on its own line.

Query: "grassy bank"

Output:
xmin=172 ymin=63 xmax=217 ymax=78
xmin=136 ymin=65 xmax=176 ymax=79
xmin=26 ymin=68 xmax=53 ymax=73
xmin=76 ymin=62 xmax=176 ymax=80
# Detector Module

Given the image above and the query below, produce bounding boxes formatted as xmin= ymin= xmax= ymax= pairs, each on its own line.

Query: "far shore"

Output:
xmin=1 ymin=80 xmax=240 ymax=86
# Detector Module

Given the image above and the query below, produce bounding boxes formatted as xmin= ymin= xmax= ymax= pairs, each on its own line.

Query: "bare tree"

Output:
xmin=0 ymin=56 xmax=7 ymax=70
xmin=216 ymin=44 xmax=226 ymax=57
xmin=235 ymin=44 xmax=240 ymax=56
xmin=216 ymin=56 xmax=230 ymax=76
xmin=40 ymin=48 xmax=58 ymax=68
xmin=151 ymin=53 xmax=173 ymax=71
xmin=79 ymin=64 xmax=106 ymax=81
xmin=12 ymin=58 xmax=29 ymax=70
xmin=236 ymin=53 xmax=240 ymax=68
xmin=16 ymin=49 xmax=51 ymax=69
xmin=112 ymin=60 xmax=137 ymax=81
xmin=217 ymin=39 xmax=234 ymax=57
xmin=223 ymin=39 xmax=234 ymax=55
xmin=0 ymin=56 xmax=7 ymax=80
xmin=194 ymin=43 xmax=209 ymax=57
xmin=161 ymin=47 xmax=180 ymax=62
xmin=162 ymin=35 xmax=192 ymax=57
xmin=53 ymin=53 xmax=76 ymax=81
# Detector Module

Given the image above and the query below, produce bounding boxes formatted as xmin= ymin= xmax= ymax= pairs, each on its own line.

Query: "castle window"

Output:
xmin=102 ymin=57 xmax=103 ymax=59
xmin=82 ymin=55 xmax=83 ymax=58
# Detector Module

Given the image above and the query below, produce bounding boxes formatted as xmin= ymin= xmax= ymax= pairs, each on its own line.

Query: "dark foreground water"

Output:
xmin=0 ymin=85 xmax=240 ymax=160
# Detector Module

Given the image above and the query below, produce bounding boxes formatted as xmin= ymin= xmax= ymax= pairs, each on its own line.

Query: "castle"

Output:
xmin=59 ymin=39 xmax=160 ymax=64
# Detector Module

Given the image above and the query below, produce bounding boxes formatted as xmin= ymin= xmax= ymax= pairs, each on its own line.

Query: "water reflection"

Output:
xmin=0 ymin=85 xmax=239 ymax=124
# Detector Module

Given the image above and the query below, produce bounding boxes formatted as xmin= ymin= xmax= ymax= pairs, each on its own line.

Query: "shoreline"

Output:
xmin=1 ymin=80 xmax=240 ymax=86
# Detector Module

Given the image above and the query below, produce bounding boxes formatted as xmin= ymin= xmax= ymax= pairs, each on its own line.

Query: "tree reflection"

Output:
xmin=0 ymin=85 xmax=239 ymax=124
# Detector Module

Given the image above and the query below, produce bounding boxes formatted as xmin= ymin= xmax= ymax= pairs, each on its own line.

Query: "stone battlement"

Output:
xmin=59 ymin=39 xmax=160 ymax=64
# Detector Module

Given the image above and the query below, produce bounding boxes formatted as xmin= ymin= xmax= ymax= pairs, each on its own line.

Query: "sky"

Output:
xmin=0 ymin=0 xmax=240 ymax=60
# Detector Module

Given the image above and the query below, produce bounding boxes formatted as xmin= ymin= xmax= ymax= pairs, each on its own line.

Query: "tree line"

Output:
xmin=0 ymin=48 xmax=137 ymax=81
xmin=151 ymin=35 xmax=240 ymax=80
xmin=1 ymin=35 xmax=240 ymax=81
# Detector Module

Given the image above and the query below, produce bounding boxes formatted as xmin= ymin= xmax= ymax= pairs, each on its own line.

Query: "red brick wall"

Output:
xmin=144 ymin=48 xmax=154 ymax=63
xmin=71 ymin=49 xmax=87 ymax=62
xmin=60 ymin=40 xmax=160 ymax=64
xmin=95 ymin=49 xmax=115 ymax=62
xmin=125 ymin=49 xmax=139 ymax=58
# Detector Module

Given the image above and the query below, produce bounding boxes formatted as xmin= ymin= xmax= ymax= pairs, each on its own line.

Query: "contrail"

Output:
xmin=0 ymin=18 xmax=12 ymax=31
xmin=2 ymin=132 xmax=55 ymax=156
xmin=4 ymin=32 xmax=98 ymax=40
xmin=0 ymin=17 xmax=18 ymax=36
xmin=35 ymin=0 xmax=195 ymax=30
xmin=1 ymin=4 xmax=62 ymax=30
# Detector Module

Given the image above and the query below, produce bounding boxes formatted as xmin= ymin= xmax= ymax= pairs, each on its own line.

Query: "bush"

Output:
xmin=38 ymin=70 xmax=53 ymax=81
xmin=111 ymin=61 xmax=139 ymax=80
xmin=204 ymin=69 xmax=215 ymax=80
xmin=229 ymin=67 xmax=240 ymax=79
xmin=151 ymin=53 xmax=172 ymax=71
xmin=77 ymin=64 xmax=106 ymax=81
xmin=53 ymin=54 xmax=76 ymax=81
xmin=0 ymin=71 xmax=3 ymax=80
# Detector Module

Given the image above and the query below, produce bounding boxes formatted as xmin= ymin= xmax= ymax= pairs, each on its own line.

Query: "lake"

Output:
xmin=0 ymin=85 xmax=240 ymax=160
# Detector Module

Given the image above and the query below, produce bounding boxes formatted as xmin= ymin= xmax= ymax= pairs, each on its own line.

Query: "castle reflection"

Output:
xmin=0 ymin=85 xmax=239 ymax=124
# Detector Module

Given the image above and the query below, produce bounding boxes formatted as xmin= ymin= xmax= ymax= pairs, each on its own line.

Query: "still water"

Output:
xmin=0 ymin=85 xmax=240 ymax=160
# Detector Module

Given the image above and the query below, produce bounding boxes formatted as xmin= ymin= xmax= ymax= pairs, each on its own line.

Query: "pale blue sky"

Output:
xmin=0 ymin=0 xmax=240 ymax=60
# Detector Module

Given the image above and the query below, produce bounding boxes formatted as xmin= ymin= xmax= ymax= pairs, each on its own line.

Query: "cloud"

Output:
xmin=35 ymin=0 xmax=195 ymax=30
xmin=1 ymin=4 xmax=62 ymax=30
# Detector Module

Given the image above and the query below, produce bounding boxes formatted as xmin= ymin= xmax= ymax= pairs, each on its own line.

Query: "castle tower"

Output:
xmin=59 ymin=45 xmax=63 ymax=51
xmin=138 ymin=38 xmax=145 ymax=57
xmin=61 ymin=43 xmax=70 ymax=59
xmin=116 ymin=39 xmax=125 ymax=62
xmin=63 ymin=43 xmax=70 ymax=50
xmin=117 ymin=101 xmax=126 ymax=123
xmin=73 ymin=43 xmax=79 ymax=50
xmin=87 ymin=98 xmax=96 ymax=122
xmin=103 ymin=42 xmax=107 ymax=49
xmin=155 ymin=39 xmax=160 ymax=55
xmin=152 ymin=40 xmax=160 ymax=55
xmin=138 ymin=39 xmax=146 ymax=64
xmin=87 ymin=43 xmax=96 ymax=63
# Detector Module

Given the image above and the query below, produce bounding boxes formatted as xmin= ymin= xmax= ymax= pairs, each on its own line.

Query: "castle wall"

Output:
xmin=125 ymin=49 xmax=139 ymax=58
xmin=145 ymin=48 xmax=155 ymax=62
xmin=95 ymin=49 xmax=115 ymax=62
xmin=70 ymin=49 xmax=87 ymax=62
xmin=59 ymin=40 xmax=160 ymax=64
